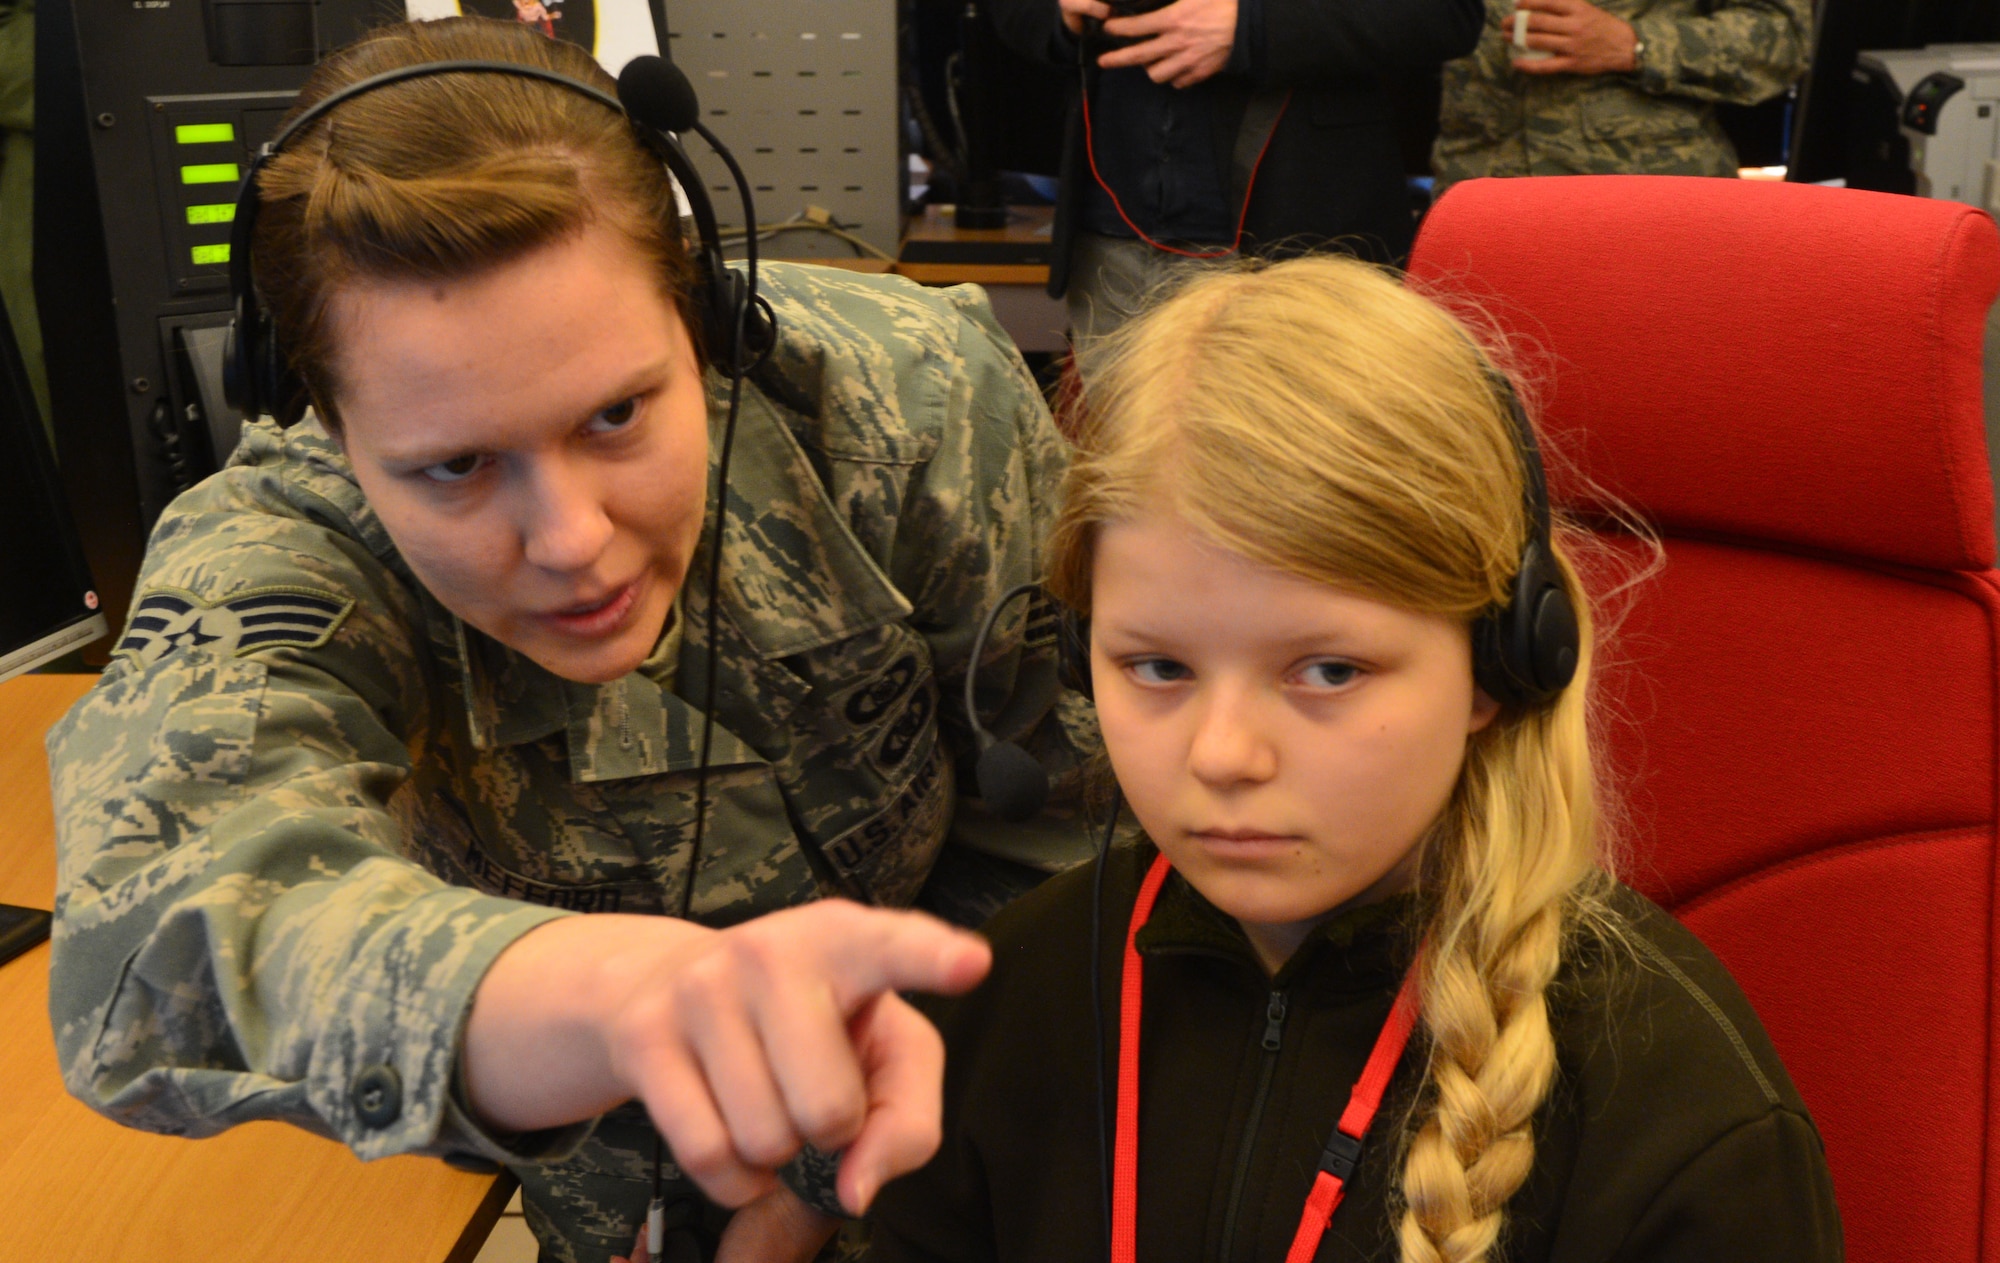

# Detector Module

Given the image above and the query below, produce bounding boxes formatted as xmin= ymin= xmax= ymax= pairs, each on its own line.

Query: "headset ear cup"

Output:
xmin=1528 ymin=582 xmax=1580 ymax=695
xmin=1473 ymin=544 xmax=1581 ymax=709
xmin=256 ymin=318 xmax=291 ymax=423
xmin=1470 ymin=606 xmax=1518 ymax=708
xmin=222 ymin=313 xmax=251 ymax=415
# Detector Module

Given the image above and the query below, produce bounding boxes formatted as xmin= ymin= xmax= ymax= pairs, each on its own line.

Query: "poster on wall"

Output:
xmin=403 ymin=0 xmax=660 ymax=74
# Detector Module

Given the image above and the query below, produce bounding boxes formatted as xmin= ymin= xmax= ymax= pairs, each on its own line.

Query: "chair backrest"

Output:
xmin=1409 ymin=174 xmax=2000 ymax=1263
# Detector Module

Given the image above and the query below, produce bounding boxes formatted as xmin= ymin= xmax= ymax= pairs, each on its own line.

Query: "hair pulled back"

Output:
xmin=251 ymin=17 xmax=701 ymax=426
xmin=1047 ymin=255 xmax=1622 ymax=1263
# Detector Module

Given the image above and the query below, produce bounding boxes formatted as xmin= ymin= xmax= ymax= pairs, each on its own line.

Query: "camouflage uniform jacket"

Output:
xmin=1432 ymin=0 xmax=1812 ymax=193
xmin=45 ymin=265 xmax=1098 ymax=1231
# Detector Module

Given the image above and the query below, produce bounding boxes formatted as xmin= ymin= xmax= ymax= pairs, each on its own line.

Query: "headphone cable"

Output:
xmin=1074 ymin=32 xmax=1290 ymax=261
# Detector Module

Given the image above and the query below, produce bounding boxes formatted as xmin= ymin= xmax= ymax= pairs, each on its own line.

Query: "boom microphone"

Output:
xmin=616 ymin=55 xmax=700 ymax=135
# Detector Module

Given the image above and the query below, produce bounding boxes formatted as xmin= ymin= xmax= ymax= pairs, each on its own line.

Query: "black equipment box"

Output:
xmin=33 ymin=0 xmax=395 ymax=649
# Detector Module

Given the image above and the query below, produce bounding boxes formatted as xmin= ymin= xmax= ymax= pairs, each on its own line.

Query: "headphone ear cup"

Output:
xmin=222 ymin=312 xmax=253 ymax=416
xmin=1472 ymin=544 xmax=1580 ymax=709
xmin=1526 ymin=579 xmax=1580 ymax=697
xmin=256 ymin=318 xmax=294 ymax=424
xmin=1470 ymin=605 xmax=1518 ymax=709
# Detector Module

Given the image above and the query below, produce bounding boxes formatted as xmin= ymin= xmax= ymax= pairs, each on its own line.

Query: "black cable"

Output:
xmin=963 ymin=583 xmax=1041 ymax=741
xmin=679 ymin=336 xmax=749 ymax=923
xmin=1090 ymin=785 xmax=1123 ymax=1251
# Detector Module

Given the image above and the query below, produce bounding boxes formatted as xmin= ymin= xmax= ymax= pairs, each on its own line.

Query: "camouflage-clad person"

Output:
xmin=1433 ymin=0 xmax=1811 ymax=192
xmin=45 ymin=19 xmax=1094 ymax=1263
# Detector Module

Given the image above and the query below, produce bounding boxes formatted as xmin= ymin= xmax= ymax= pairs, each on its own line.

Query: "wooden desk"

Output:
xmin=896 ymin=205 xmax=1055 ymax=289
xmin=897 ymin=206 xmax=1066 ymax=354
xmin=0 ymin=674 xmax=510 ymax=1263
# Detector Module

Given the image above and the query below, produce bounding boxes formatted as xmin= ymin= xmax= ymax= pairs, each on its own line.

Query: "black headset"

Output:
xmin=221 ymin=55 xmax=776 ymax=421
xmin=1469 ymin=372 xmax=1580 ymax=710
xmin=214 ymin=47 xmax=799 ymax=918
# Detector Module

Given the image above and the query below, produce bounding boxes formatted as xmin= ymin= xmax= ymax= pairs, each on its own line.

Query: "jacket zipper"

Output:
xmin=1218 ymin=988 xmax=1288 ymax=1261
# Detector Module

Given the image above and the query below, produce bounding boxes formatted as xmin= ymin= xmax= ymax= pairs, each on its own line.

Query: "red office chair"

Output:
xmin=1408 ymin=175 xmax=2000 ymax=1263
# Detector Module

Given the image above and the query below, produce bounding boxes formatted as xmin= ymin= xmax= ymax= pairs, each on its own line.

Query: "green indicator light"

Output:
xmin=191 ymin=243 xmax=231 ymax=266
xmin=185 ymin=203 xmax=236 ymax=225
xmin=175 ymin=123 xmax=237 ymax=145
xmin=180 ymin=162 xmax=241 ymax=185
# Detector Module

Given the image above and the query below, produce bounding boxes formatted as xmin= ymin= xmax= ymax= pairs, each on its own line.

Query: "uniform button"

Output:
xmin=351 ymin=1064 xmax=403 ymax=1128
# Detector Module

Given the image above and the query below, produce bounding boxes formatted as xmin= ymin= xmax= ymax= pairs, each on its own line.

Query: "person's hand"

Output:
xmin=610 ymin=1189 xmax=838 ymax=1263
xmin=1059 ymin=0 xmax=1111 ymax=38
xmin=1096 ymin=0 xmax=1239 ymax=90
xmin=462 ymin=902 xmax=991 ymax=1214
xmin=1509 ymin=0 xmax=1640 ymax=76
xmin=715 ymin=1187 xmax=841 ymax=1263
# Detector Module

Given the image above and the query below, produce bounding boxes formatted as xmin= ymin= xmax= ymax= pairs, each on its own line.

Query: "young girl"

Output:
xmin=863 ymin=257 xmax=1842 ymax=1262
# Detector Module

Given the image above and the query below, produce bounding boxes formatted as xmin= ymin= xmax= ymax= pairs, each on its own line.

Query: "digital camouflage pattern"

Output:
xmin=1433 ymin=0 xmax=1811 ymax=193
xmin=46 ymin=263 xmax=1102 ymax=1263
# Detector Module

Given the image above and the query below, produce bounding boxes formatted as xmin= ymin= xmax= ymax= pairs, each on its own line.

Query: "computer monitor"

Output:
xmin=0 ymin=298 xmax=107 ymax=682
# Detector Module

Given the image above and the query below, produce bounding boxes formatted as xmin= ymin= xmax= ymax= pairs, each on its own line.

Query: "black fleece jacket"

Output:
xmin=984 ymin=0 xmax=1483 ymax=292
xmin=867 ymin=842 xmax=1842 ymax=1263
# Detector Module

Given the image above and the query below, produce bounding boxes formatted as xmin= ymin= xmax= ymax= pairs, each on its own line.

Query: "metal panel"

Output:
xmin=665 ymin=1 xmax=902 ymax=259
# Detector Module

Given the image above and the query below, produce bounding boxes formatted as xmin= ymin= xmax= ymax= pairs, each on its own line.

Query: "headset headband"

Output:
xmin=223 ymin=53 xmax=772 ymax=421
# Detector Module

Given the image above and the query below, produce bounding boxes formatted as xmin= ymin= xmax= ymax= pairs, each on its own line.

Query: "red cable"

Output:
xmin=1109 ymin=853 xmax=1173 ymax=1263
xmin=1080 ymin=65 xmax=1291 ymax=260
xmin=1114 ymin=851 xmax=1421 ymax=1263
xmin=1283 ymin=968 xmax=1422 ymax=1263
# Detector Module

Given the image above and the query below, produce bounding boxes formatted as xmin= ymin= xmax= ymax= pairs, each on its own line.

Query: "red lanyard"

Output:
xmin=1111 ymin=853 xmax=1421 ymax=1263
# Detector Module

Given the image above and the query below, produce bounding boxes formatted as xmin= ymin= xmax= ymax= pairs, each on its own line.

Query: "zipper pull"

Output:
xmin=1262 ymin=991 xmax=1288 ymax=1052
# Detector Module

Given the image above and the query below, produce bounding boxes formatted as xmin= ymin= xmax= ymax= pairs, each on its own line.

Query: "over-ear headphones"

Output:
xmin=221 ymin=54 xmax=777 ymax=422
xmin=1469 ymin=372 xmax=1580 ymax=709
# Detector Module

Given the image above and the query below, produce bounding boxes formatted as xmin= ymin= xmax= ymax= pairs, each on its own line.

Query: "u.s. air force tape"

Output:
xmin=115 ymin=586 xmax=355 ymax=667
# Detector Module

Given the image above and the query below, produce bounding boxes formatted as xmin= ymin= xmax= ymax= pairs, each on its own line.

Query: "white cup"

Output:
xmin=1512 ymin=8 xmax=1553 ymax=61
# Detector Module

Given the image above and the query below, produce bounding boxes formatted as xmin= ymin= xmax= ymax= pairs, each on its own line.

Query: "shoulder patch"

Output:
xmin=115 ymin=585 xmax=355 ymax=668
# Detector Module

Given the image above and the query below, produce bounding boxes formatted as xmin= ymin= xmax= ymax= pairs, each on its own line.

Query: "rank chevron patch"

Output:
xmin=115 ymin=586 xmax=355 ymax=667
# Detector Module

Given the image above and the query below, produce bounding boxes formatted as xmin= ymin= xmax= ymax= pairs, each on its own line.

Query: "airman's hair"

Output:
xmin=250 ymin=17 xmax=702 ymax=428
xmin=1047 ymin=255 xmax=1628 ymax=1263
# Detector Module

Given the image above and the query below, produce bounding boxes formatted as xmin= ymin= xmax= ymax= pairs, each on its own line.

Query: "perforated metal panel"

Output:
xmin=665 ymin=1 xmax=902 ymax=259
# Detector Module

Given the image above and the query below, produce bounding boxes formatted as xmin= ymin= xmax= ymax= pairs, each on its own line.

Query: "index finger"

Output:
xmin=1098 ymin=35 xmax=1175 ymax=70
xmin=789 ymin=903 xmax=992 ymax=1010
xmin=1104 ymin=1 xmax=1176 ymax=37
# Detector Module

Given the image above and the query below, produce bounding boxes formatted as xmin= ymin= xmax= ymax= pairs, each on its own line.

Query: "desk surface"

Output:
xmin=897 ymin=205 xmax=1055 ymax=288
xmin=0 ymin=673 xmax=509 ymax=1263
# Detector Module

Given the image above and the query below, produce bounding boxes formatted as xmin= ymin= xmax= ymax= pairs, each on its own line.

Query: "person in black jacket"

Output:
xmin=866 ymin=256 xmax=1843 ymax=1261
xmin=984 ymin=0 xmax=1481 ymax=339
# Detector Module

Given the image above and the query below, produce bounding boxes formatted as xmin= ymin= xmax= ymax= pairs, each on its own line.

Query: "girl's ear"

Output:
xmin=1469 ymin=685 xmax=1502 ymax=734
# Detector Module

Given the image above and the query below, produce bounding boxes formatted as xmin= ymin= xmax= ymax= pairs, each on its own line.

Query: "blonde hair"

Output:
xmin=250 ymin=17 xmax=702 ymax=427
xmin=1048 ymin=255 xmax=1621 ymax=1263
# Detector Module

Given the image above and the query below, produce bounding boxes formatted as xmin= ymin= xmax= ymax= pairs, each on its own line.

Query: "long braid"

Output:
xmin=1397 ymin=594 xmax=1606 ymax=1263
